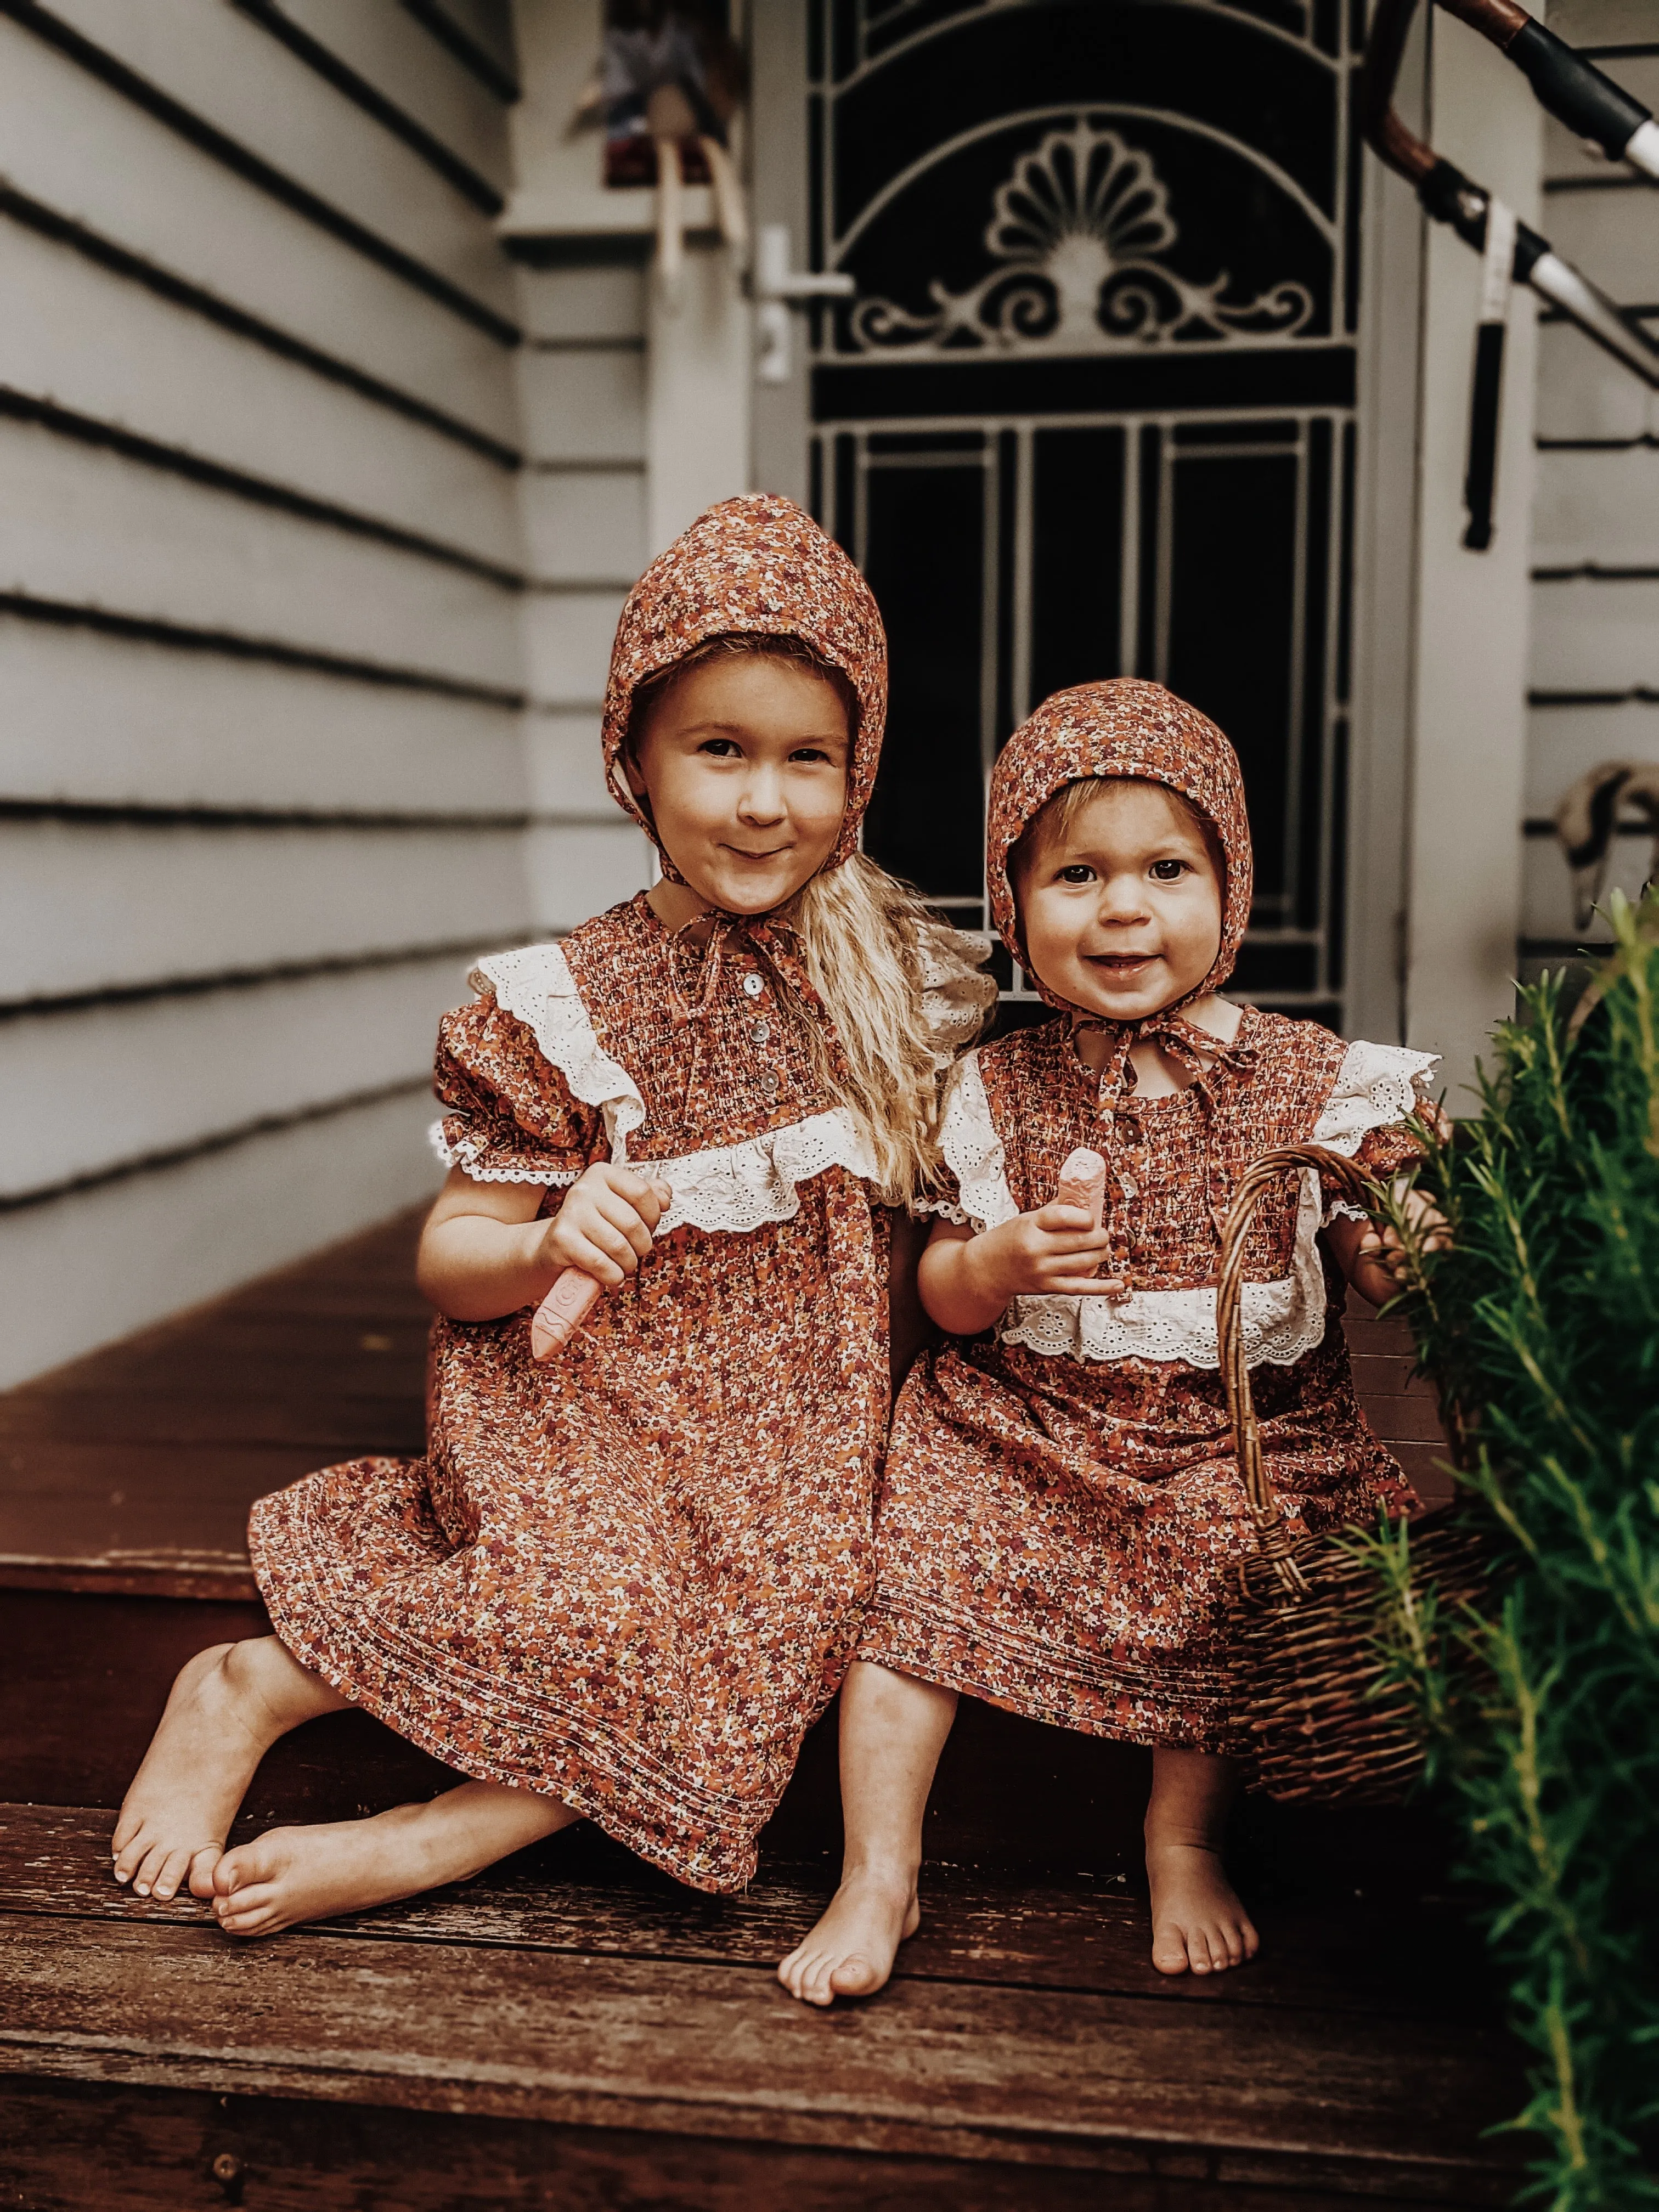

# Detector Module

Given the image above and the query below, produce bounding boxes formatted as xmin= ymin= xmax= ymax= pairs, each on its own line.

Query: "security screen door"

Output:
xmin=749 ymin=0 xmax=1368 ymax=1022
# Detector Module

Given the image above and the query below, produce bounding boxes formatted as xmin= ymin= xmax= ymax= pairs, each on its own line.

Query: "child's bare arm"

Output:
xmin=416 ymin=1163 xmax=668 ymax=1322
xmin=917 ymin=1206 xmax=1119 ymax=1336
xmin=1324 ymin=1185 xmax=1449 ymax=1310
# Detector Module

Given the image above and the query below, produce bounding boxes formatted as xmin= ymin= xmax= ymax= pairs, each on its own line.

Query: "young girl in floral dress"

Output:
xmin=780 ymin=679 xmax=1438 ymax=2004
xmin=110 ymin=494 xmax=991 ymax=1932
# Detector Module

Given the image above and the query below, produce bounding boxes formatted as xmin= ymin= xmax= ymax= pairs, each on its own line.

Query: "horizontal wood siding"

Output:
xmin=3 ymin=956 xmax=481 ymax=1206
xmin=0 ymin=0 xmax=529 ymax=1383
xmin=1525 ymin=12 xmax=1659 ymax=973
xmin=0 ymin=13 xmax=517 ymax=439
xmin=514 ymin=262 xmax=652 ymax=932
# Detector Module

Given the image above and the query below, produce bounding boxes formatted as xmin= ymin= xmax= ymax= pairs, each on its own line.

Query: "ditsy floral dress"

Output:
xmin=857 ymin=677 xmax=1438 ymax=1757
xmin=249 ymin=493 xmax=985 ymax=1891
xmin=857 ymin=1012 xmax=1435 ymax=1754
xmin=252 ymin=899 xmax=920 ymax=1889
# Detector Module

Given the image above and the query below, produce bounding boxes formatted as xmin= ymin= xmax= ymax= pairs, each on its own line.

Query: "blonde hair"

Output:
xmin=628 ymin=634 xmax=996 ymax=1206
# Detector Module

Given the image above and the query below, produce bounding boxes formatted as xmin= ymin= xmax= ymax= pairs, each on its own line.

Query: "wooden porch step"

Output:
xmin=0 ymin=1207 xmax=1499 ymax=2207
xmin=1 ymin=1803 xmax=1522 ymax=2210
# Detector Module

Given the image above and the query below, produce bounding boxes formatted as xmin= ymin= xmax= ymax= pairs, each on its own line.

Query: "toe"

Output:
xmin=1187 ymin=1927 xmax=1214 ymax=1974
xmin=1151 ymin=1920 xmax=1190 ymax=1976
xmin=216 ymin=1882 xmax=276 ymax=1929
xmin=213 ymin=1847 xmax=255 ymax=1898
xmin=187 ymin=1847 xmax=223 ymax=1899
xmin=111 ymin=1829 xmax=150 ymax=1884
xmin=131 ymin=1841 xmax=173 ymax=1898
xmin=795 ymin=1951 xmax=833 ymax=2006
xmin=828 ymin=1956 xmax=881 ymax=1998
xmin=148 ymin=1847 xmax=195 ymax=1903
xmin=1240 ymin=1915 xmax=1261 ymax=1961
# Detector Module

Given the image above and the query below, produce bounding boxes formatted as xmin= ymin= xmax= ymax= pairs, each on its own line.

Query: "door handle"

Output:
xmin=754 ymin=223 xmax=854 ymax=384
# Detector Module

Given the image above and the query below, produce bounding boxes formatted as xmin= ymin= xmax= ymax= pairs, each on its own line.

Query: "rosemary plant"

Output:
xmin=1367 ymin=888 xmax=1659 ymax=2211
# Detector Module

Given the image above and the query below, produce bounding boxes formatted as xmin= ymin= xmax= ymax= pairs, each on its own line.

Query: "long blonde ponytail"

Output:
xmin=786 ymin=854 xmax=995 ymax=1208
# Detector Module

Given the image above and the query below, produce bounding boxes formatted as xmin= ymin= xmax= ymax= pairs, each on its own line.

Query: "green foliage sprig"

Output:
xmin=1364 ymin=889 xmax=1659 ymax=2211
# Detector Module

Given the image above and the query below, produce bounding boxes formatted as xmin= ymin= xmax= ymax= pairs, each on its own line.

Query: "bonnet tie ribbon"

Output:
xmin=1073 ymin=1010 xmax=1260 ymax=1281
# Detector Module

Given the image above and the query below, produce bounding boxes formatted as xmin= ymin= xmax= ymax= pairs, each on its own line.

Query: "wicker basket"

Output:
xmin=1216 ymin=1144 xmax=1490 ymax=1804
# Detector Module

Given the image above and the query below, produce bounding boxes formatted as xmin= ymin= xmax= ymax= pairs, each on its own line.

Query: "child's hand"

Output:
xmin=537 ymin=1164 xmax=672 ymax=1286
xmin=1343 ymin=1186 xmax=1451 ymax=1306
xmin=971 ymin=1202 xmax=1124 ymax=1302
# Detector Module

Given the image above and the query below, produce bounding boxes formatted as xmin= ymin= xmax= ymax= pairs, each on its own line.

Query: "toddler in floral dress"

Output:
xmin=110 ymin=495 xmax=992 ymax=1932
xmin=780 ymin=679 xmax=1438 ymax=2004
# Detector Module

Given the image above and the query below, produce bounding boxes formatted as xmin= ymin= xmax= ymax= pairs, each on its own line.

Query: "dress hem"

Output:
xmin=249 ymin=1482 xmax=791 ymax=1897
xmin=855 ymin=1593 xmax=1242 ymax=1757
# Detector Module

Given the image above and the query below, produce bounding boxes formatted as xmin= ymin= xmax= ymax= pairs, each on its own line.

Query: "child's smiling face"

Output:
xmin=627 ymin=655 xmax=851 ymax=915
xmin=1015 ymin=778 xmax=1225 ymax=1024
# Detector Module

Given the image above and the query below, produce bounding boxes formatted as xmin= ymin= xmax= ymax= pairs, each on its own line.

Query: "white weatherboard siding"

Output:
xmin=2 ymin=1091 xmax=440 ymax=1393
xmin=3 ymin=626 xmax=526 ymax=816
xmin=2 ymin=955 xmax=479 ymax=1205
xmin=1526 ymin=4 xmax=1659 ymax=976
xmin=0 ymin=0 xmax=531 ymax=1386
xmin=0 ymin=422 xmax=521 ymax=684
xmin=0 ymin=16 xmax=517 ymax=443
xmin=0 ymin=220 xmax=521 ymax=566
xmin=3 ymin=821 xmax=532 ymax=1004
xmin=510 ymin=249 xmax=654 ymax=930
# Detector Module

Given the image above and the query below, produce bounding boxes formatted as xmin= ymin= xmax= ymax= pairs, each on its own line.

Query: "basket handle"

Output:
xmin=1215 ymin=1144 xmax=1376 ymax=1596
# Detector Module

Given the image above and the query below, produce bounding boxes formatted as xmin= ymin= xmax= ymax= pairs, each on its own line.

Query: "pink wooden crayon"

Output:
xmin=1054 ymin=1146 xmax=1108 ymax=1227
xmin=529 ymin=1175 xmax=672 ymax=1361
xmin=530 ymin=1268 xmax=603 ymax=1361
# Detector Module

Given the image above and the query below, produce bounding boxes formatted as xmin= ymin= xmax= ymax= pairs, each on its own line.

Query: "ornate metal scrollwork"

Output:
xmin=848 ymin=121 xmax=1317 ymax=357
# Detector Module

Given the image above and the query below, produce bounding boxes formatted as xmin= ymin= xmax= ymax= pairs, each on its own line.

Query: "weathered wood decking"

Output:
xmin=0 ymin=1210 xmax=1516 ymax=2210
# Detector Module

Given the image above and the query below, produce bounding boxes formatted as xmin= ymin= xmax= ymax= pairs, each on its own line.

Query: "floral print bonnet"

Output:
xmin=987 ymin=679 xmax=1254 ymax=1076
xmin=601 ymin=493 xmax=888 ymax=887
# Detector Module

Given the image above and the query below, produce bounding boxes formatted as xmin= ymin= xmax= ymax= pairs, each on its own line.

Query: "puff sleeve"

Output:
xmin=430 ymin=991 xmax=605 ymax=1187
xmin=1311 ymin=1039 xmax=1441 ymax=1223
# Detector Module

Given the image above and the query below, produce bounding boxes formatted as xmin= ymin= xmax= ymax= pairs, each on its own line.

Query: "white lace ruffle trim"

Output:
xmin=439 ymin=940 xmax=879 ymax=1232
xmin=428 ymin=1118 xmax=580 ymax=1185
xmin=934 ymin=1037 xmax=1439 ymax=1370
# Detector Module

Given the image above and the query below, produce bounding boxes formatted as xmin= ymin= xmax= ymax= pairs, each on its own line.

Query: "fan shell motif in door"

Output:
xmin=850 ymin=122 xmax=1318 ymax=358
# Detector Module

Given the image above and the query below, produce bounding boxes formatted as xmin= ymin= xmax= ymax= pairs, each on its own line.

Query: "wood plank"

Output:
xmin=0 ymin=1915 xmax=1523 ymax=2190
xmin=0 ymin=1391 xmax=427 ymax=1453
xmin=266 ymin=0 xmax=515 ymax=194
xmin=3 ymin=625 xmax=526 ymax=817
xmin=0 ymin=424 xmax=520 ymax=687
xmin=44 ymin=0 xmax=518 ymax=318
xmin=1356 ymin=1396 xmax=1448 ymax=1445
xmin=0 ymin=1803 xmax=1500 ymax=2024
xmin=0 ymin=16 xmax=518 ymax=441
xmin=0 ymin=1440 xmax=315 ymax=1584
xmin=4 ymin=963 xmax=468 ymax=1207
xmin=1 ymin=813 xmax=526 ymax=1006
xmin=0 ymin=221 xmax=521 ymax=565
xmin=6 ymin=2073 xmax=1480 ymax=2212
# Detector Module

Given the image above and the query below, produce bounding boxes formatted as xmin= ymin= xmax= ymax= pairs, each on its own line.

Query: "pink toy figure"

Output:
xmin=1054 ymin=1146 xmax=1107 ymax=1227
xmin=531 ymin=1173 xmax=674 ymax=1361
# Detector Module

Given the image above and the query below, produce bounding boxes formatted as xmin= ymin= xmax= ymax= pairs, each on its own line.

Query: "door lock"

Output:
xmin=753 ymin=224 xmax=854 ymax=384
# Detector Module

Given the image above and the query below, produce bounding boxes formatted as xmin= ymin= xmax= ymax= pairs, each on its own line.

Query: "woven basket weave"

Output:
xmin=1216 ymin=1144 xmax=1489 ymax=1804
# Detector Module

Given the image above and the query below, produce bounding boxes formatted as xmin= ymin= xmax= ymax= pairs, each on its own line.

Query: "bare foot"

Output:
xmin=110 ymin=1641 xmax=324 ymax=1905
xmin=777 ymin=1867 xmax=920 ymax=2006
xmin=1146 ymin=1839 xmax=1260 ymax=1977
xmin=212 ymin=1780 xmax=575 ymax=1938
